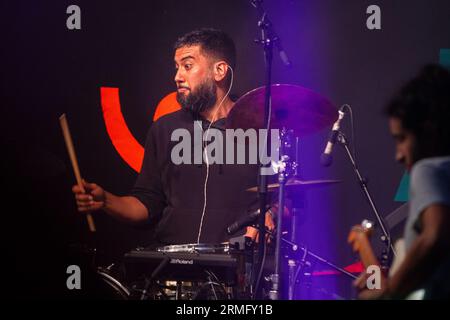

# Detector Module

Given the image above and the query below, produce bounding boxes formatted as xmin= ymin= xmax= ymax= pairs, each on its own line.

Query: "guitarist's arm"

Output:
xmin=387 ymin=204 xmax=450 ymax=298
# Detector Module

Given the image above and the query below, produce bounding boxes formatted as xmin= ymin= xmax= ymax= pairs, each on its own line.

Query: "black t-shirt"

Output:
xmin=130 ymin=109 xmax=259 ymax=245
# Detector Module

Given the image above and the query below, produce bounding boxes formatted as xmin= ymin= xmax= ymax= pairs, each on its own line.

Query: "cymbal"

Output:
xmin=246 ymin=178 xmax=341 ymax=192
xmin=226 ymin=84 xmax=337 ymax=137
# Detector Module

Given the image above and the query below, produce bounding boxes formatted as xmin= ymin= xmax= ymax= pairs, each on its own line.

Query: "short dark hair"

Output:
xmin=385 ymin=64 xmax=450 ymax=157
xmin=174 ymin=28 xmax=236 ymax=69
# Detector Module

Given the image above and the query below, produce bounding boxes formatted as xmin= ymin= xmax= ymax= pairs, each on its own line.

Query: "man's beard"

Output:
xmin=176 ymin=78 xmax=217 ymax=115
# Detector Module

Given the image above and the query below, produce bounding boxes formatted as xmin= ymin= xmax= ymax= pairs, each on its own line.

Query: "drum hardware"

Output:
xmin=266 ymin=127 xmax=292 ymax=300
xmin=274 ymin=233 xmax=358 ymax=300
xmin=282 ymin=238 xmax=358 ymax=280
xmin=139 ymin=256 xmax=171 ymax=300
xmin=229 ymin=85 xmax=338 ymax=300
xmin=287 ymin=182 xmax=304 ymax=300
xmin=227 ymin=16 xmax=337 ymax=298
xmin=229 ymin=235 xmax=259 ymax=297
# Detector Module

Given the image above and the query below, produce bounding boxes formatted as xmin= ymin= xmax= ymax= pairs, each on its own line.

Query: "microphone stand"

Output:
xmin=336 ymin=132 xmax=396 ymax=265
xmin=250 ymin=0 xmax=290 ymax=300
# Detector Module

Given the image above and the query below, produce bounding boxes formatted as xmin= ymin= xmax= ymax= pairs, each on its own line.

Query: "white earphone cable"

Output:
xmin=196 ymin=65 xmax=234 ymax=243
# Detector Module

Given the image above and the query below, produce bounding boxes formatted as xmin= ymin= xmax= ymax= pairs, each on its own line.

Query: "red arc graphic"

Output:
xmin=100 ymin=87 xmax=180 ymax=172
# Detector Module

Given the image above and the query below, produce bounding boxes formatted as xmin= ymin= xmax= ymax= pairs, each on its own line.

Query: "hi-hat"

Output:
xmin=226 ymin=84 xmax=337 ymax=137
xmin=246 ymin=178 xmax=341 ymax=192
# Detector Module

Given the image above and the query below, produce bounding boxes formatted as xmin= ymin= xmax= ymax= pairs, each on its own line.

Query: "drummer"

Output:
xmin=72 ymin=28 xmax=275 ymax=246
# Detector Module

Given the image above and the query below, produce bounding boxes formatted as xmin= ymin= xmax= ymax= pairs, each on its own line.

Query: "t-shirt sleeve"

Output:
xmin=129 ymin=124 xmax=167 ymax=221
xmin=410 ymin=161 xmax=450 ymax=223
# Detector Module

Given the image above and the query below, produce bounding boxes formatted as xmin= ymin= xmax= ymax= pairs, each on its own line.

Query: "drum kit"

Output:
xmin=80 ymin=83 xmax=365 ymax=301
xmin=75 ymin=0 xmax=394 ymax=301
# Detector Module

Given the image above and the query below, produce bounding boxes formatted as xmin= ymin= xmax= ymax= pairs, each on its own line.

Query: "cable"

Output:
xmin=341 ymin=104 xmax=357 ymax=162
xmin=253 ymin=234 xmax=268 ymax=298
xmin=196 ymin=65 xmax=234 ymax=243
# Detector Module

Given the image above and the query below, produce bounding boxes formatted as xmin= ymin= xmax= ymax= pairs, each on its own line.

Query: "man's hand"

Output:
xmin=244 ymin=204 xmax=288 ymax=243
xmin=72 ymin=179 xmax=106 ymax=212
xmin=245 ymin=210 xmax=275 ymax=242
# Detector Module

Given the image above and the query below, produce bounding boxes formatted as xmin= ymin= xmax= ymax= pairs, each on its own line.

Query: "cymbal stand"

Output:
xmin=267 ymin=128 xmax=296 ymax=300
xmin=250 ymin=0 xmax=290 ymax=299
xmin=286 ymin=136 xmax=304 ymax=299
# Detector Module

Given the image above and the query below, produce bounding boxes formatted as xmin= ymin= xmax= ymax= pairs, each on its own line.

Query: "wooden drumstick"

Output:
xmin=59 ymin=114 xmax=96 ymax=232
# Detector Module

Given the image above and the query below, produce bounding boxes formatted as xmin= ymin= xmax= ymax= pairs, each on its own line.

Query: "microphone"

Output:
xmin=226 ymin=209 xmax=261 ymax=235
xmin=320 ymin=105 xmax=347 ymax=167
xmin=275 ymin=40 xmax=292 ymax=67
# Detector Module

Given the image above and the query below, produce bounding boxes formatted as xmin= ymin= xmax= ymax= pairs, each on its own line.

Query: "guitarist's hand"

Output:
xmin=354 ymin=273 xmax=389 ymax=300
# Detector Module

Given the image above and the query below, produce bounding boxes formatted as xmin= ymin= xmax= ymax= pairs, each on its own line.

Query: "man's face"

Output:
xmin=389 ymin=117 xmax=417 ymax=171
xmin=174 ymin=45 xmax=217 ymax=114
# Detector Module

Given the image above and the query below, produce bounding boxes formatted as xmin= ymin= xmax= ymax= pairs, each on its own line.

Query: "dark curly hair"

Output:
xmin=385 ymin=64 xmax=450 ymax=158
xmin=174 ymin=28 xmax=236 ymax=70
